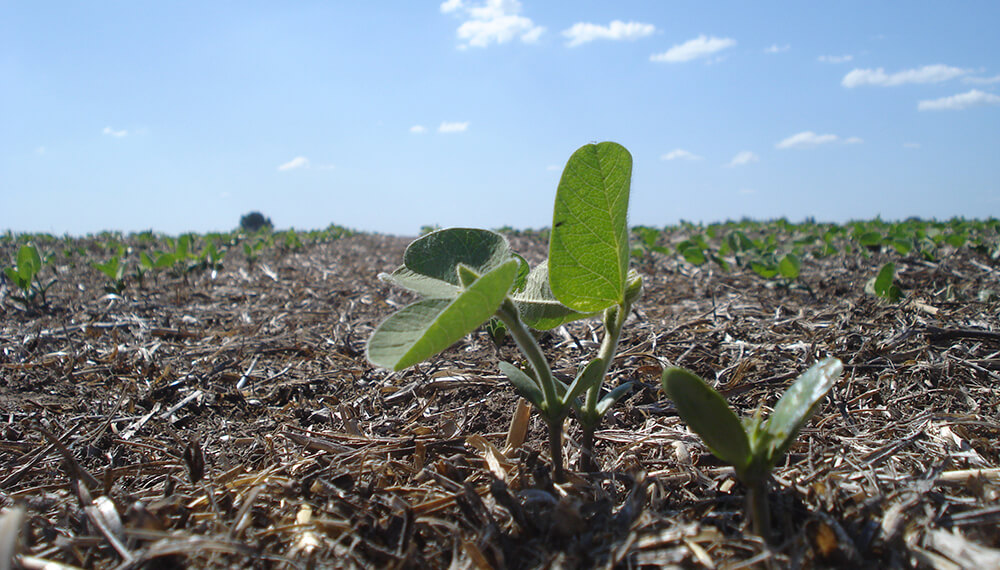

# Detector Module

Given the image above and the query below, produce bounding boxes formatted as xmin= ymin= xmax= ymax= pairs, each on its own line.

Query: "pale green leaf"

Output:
xmin=549 ymin=142 xmax=633 ymax=313
xmin=511 ymin=261 xmax=596 ymax=330
xmin=379 ymin=266 xmax=460 ymax=298
xmin=403 ymin=228 xmax=511 ymax=286
xmin=366 ymin=259 xmax=518 ymax=370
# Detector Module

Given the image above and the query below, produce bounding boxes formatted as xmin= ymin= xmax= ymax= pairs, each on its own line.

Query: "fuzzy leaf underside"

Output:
xmin=761 ymin=357 xmax=843 ymax=464
xmin=662 ymin=367 xmax=752 ymax=474
xmin=403 ymin=228 xmax=511 ymax=286
xmin=549 ymin=142 xmax=632 ymax=313
xmin=379 ymin=266 xmax=461 ymax=298
xmin=511 ymin=261 xmax=596 ymax=330
xmin=366 ymin=259 xmax=518 ymax=371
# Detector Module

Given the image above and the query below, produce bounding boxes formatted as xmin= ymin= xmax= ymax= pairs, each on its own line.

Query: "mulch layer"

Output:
xmin=2 ymin=232 xmax=999 ymax=569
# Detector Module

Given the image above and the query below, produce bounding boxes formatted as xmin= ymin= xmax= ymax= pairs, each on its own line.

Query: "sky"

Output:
xmin=3 ymin=1 xmax=999 ymax=236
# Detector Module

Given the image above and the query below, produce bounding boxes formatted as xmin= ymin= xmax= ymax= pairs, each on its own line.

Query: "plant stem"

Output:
xmin=747 ymin=478 xmax=772 ymax=544
xmin=578 ymin=303 xmax=629 ymax=471
xmin=495 ymin=300 xmax=566 ymax=480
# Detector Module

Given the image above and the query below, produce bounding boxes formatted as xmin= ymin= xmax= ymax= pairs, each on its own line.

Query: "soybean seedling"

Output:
xmin=93 ymin=246 xmax=128 ymax=295
xmin=661 ymin=358 xmax=843 ymax=542
xmin=367 ymin=142 xmax=641 ymax=480
xmin=4 ymin=244 xmax=55 ymax=309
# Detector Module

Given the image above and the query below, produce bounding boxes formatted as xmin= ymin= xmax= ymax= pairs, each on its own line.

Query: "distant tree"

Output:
xmin=240 ymin=212 xmax=273 ymax=233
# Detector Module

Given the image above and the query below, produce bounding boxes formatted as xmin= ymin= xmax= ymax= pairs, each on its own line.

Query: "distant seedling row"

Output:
xmin=4 ymin=216 xmax=998 ymax=311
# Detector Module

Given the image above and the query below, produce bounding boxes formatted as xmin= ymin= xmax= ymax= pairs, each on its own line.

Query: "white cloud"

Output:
xmin=650 ymin=35 xmax=736 ymax=63
xmin=764 ymin=43 xmax=789 ymax=54
xmin=278 ymin=156 xmax=309 ymax=171
xmin=917 ymin=89 xmax=1000 ymax=111
xmin=738 ymin=188 xmax=756 ymax=195
xmin=842 ymin=64 xmax=969 ymax=88
xmin=727 ymin=151 xmax=759 ymax=167
xmin=443 ymin=0 xmax=545 ymax=48
xmin=562 ymin=20 xmax=655 ymax=47
xmin=903 ymin=142 xmax=921 ymax=149
xmin=438 ymin=121 xmax=469 ymax=133
xmin=963 ymin=74 xmax=1000 ymax=85
xmin=776 ymin=131 xmax=862 ymax=149
xmin=410 ymin=125 xmax=427 ymax=134
xmin=660 ymin=149 xmax=703 ymax=161
xmin=102 ymin=126 xmax=127 ymax=138
xmin=818 ymin=54 xmax=853 ymax=64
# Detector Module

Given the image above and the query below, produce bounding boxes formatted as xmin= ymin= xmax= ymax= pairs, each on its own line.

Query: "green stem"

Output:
xmin=747 ymin=477 xmax=772 ymax=544
xmin=496 ymin=300 xmax=566 ymax=481
xmin=578 ymin=303 xmax=629 ymax=471
xmin=495 ymin=301 xmax=559 ymax=412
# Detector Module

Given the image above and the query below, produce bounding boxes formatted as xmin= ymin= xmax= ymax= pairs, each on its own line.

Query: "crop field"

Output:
xmin=2 ymin=216 xmax=1000 ymax=568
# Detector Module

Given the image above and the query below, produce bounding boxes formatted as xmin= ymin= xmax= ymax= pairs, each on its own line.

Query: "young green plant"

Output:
xmin=93 ymin=246 xmax=128 ymax=295
xmin=366 ymin=142 xmax=641 ymax=480
xmin=4 ymin=244 xmax=55 ymax=309
xmin=661 ymin=357 xmax=843 ymax=543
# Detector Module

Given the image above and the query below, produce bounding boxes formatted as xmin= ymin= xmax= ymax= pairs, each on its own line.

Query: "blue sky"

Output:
xmin=3 ymin=1 xmax=999 ymax=236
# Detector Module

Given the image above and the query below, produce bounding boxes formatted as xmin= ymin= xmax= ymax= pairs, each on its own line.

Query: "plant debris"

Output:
xmin=1 ymin=229 xmax=999 ymax=568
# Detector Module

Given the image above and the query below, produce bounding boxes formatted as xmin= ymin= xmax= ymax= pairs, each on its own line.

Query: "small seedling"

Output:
xmin=661 ymin=357 xmax=843 ymax=542
xmin=866 ymin=262 xmax=903 ymax=302
xmin=367 ymin=142 xmax=641 ymax=480
xmin=93 ymin=246 xmax=128 ymax=295
xmin=4 ymin=244 xmax=55 ymax=309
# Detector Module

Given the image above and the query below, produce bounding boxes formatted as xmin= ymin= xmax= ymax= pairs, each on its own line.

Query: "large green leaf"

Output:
xmin=761 ymin=357 xmax=843 ymax=465
xmin=403 ymin=228 xmax=511 ymax=286
xmin=661 ymin=367 xmax=752 ymax=474
xmin=511 ymin=261 xmax=596 ymax=330
xmin=366 ymin=259 xmax=519 ymax=370
xmin=549 ymin=142 xmax=632 ymax=313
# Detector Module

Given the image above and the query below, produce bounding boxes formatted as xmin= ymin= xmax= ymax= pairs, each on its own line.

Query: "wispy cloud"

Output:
xmin=764 ymin=43 xmax=789 ymax=54
xmin=441 ymin=0 xmax=544 ymax=49
xmin=660 ymin=149 xmax=703 ymax=161
xmin=818 ymin=54 xmax=852 ymax=64
xmin=562 ymin=20 xmax=655 ymax=47
xmin=102 ymin=126 xmax=128 ymax=138
xmin=727 ymin=151 xmax=759 ymax=167
xmin=410 ymin=125 xmax=427 ymax=134
xmin=903 ymin=142 xmax=921 ymax=149
xmin=964 ymin=74 xmax=1000 ymax=85
xmin=650 ymin=35 xmax=736 ymax=63
xmin=278 ymin=156 xmax=309 ymax=171
xmin=776 ymin=131 xmax=862 ymax=149
xmin=842 ymin=64 xmax=968 ymax=87
xmin=438 ymin=121 xmax=469 ymax=133
xmin=917 ymin=89 xmax=1000 ymax=111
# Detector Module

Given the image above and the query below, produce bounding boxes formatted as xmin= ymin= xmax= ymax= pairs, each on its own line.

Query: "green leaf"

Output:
xmin=594 ymin=382 xmax=633 ymax=417
xmin=499 ymin=361 xmax=545 ymax=410
xmin=403 ymin=228 xmax=511 ymax=286
xmin=778 ymin=254 xmax=800 ymax=280
xmin=549 ymin=142 xmax=632 ymax=313
xmin=661 ymin=367 xmax=752 ymax=474
xmin=872 ymin=262 xmax=903 ymax=302
xmin=624 ymin=269 xmax=643 ymax=306
xmin=380 ymin=266 xmax=461 ymax=298
xmin=511 ymin=261 xmax=597 ymax=330
xmin=366 ymin=259 xmax=519 ymax=371
xmin=761 ymin=358 xmax=843 ymax=466
xmin=16 ymin=245 xmax=41 ymax=281
xmin=561 ymin=359 xmax=605 ymax=408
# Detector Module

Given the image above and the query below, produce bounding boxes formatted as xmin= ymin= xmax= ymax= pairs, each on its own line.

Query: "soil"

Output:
xmin=1 ymin=231 xmax=999 ymax=568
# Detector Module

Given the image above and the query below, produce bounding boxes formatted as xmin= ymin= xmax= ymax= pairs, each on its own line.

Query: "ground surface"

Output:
xmin=2 ymin=231 xmax=1000 ymax=568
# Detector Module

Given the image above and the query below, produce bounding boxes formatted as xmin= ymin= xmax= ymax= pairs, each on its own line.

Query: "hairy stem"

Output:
xmin=578 ymin=303 xmax=629 ymax=471
xmin=496 ymin=300 xmax=566 ymax=480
